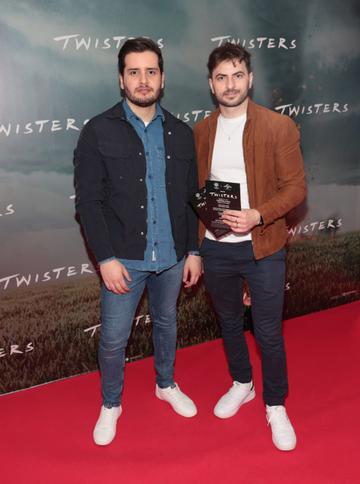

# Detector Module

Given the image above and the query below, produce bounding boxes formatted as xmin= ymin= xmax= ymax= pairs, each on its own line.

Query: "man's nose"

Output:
xmin=139 ymin=71 xmax=148 ymax=84
xmin=226 ymin=77 xmax=235 ymax=90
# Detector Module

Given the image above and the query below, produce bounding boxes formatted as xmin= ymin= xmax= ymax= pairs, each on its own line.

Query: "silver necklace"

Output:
xmin=218 ymin=116 xmax=245 ymax=141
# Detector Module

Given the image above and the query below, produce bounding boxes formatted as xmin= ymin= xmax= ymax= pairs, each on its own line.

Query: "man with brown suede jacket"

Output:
xmin=194 ymin=43 xmax=306 ymax=451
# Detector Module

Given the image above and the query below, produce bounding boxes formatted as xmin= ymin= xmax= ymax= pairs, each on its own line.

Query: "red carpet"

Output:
xmin=1 ymin=302 xmax=360 ymax=484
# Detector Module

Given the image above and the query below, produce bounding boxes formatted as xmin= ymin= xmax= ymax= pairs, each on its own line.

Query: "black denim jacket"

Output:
xmin=74 ymin=102 xmax=199 ymax=263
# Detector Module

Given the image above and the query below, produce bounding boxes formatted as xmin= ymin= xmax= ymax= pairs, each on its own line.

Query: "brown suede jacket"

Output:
xmin=193 ymin=99 xmax=306 ymax=260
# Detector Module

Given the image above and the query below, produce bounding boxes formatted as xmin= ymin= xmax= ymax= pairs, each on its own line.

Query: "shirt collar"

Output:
xmin=123 ymin=99 xmax=164 ymax=123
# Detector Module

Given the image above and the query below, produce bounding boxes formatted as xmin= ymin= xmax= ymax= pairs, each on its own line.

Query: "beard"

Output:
xmin=215 ymin=89 xmax=249 ymax=108
xmin=123 ymin=85 xmax=163 ymax=108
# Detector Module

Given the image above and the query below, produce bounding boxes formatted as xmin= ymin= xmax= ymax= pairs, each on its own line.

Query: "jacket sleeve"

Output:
xmin=255 ymin=116 xmax=306 ymax=225
xmin=74 ymin=123 xmax=115 ymax=263
xmin=186 ymin=130 xmax=200 ymax=252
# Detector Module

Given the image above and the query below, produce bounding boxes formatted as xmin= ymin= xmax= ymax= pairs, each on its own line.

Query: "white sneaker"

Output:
xmin=93 ymin=405 xmax=122 ymax=446
xmin=214 ymin=381 xmax=255 ymax=419
xmin=266 ymin=405 xmax=297 ymax=451
xmin=155 ymin=383 xmax=197 ymax=417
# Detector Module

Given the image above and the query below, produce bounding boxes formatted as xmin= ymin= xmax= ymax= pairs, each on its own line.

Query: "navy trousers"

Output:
xmin=201 ymin=238 xmax=288 ymax=406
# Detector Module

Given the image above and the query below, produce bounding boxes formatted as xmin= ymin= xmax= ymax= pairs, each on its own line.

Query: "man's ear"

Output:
xmin=119 ymin=74 xmax=124 ymax=90
xmin=249 ymin=72 xmax=253 ymax=90
xmin=208 ymin=78 xmax=214 ymax=94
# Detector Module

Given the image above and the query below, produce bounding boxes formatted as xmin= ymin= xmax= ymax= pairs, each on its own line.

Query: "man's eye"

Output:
xmin=235 ymin=73 xmax=243 ymax=79
xmin=148 ymin=70 xmax=156 ymax=75
xmin=217 ymin=76 xmax=224 ymax=81
xmin=129 ymin=71 xmax=138 ymax=76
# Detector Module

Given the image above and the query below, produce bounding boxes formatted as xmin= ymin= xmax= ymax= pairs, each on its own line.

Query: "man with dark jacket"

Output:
xmin=194 ymin=43 xmax=306 ymax=451
xmin=74 ymin=38 xmax=201 ymax=446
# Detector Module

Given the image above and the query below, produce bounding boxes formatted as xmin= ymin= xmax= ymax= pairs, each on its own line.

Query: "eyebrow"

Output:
xmin=216 ymin=70 xmax=245 ymax=77
xmin=126 ymin=67 xmax=160 ymax=71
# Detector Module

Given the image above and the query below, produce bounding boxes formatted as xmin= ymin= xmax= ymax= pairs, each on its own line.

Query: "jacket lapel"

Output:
xmin=207 ymin=109 xmax=220 ymax=176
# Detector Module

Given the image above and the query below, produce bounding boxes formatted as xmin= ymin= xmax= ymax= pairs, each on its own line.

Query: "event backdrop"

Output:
xmin=1 ymin=0 xmax=359 ymax=394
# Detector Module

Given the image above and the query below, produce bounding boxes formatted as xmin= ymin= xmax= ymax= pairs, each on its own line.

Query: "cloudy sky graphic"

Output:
xmin=0 ymin=0 xmax=359 ymax=276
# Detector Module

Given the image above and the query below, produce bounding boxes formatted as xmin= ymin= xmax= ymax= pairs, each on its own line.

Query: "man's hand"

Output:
xmin=222 ymin=209 xmax=261 ymax=233
xmin=183 ymin=255 xmax=202 ymax=288
xmin=99 ymin=259 xmax=132 ymax=294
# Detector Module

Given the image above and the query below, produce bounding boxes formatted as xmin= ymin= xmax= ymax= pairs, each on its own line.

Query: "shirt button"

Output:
xmin=146 ymin=151 xmax=149 ymax=156
xmin=139 ymin=178 xmax=143 ymax=182
xmin=166 ymin=155 xmax=171 ymax=159
xmin=168 ymin=131 xmax=172 ymax=135
xmin=153 ymin=220 xmax=156 ymax=224
xmin=140 ymin=205 xmax=144 ymax=209
xmin=138 ymin=152 xmax=142 ymax=156
xmin=140 ymin=232 xmax=145 ymax=236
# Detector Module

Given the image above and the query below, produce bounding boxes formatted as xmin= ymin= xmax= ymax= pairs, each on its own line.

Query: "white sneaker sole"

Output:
xmin=214 ymin=389 xmax=256 ymax=419
xmin=271 ymin=435 xmax=297 ymax=452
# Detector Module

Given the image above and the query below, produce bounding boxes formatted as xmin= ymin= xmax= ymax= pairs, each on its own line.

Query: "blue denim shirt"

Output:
xmin=117 ymin=101 xmax=177 ymax=273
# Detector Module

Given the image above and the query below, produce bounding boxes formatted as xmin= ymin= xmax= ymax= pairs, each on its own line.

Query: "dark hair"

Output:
xmin=207 ymin=42 xmax=252 ymax=77
xmin=118 ymin=37 xmax=163 ymax=75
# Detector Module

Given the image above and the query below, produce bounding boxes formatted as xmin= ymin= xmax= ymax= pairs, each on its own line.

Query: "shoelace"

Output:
xmin=166 ymin=387 xmax=184 ymax=402
xmin=267 ymin=406 xmax=288 ymax=427
xmin=100 ymin=407 xmax=119 ymax=423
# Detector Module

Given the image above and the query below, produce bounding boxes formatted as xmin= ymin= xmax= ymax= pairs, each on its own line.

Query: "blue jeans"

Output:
xmin=201 ymin=239 xmax=288 ymax=406
xmin=99 ymin=259 xmax=185 ymax=408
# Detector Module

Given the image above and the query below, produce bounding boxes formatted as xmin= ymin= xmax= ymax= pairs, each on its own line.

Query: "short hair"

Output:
xmin=118 ymin=37 xmax=163 ymax=75
xmin=207 ymin=42 xmax=252 ymax=77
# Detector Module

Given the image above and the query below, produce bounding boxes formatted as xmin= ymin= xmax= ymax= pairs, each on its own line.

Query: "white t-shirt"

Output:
xmin=205 ymin=113 xmax=252 ymax=243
